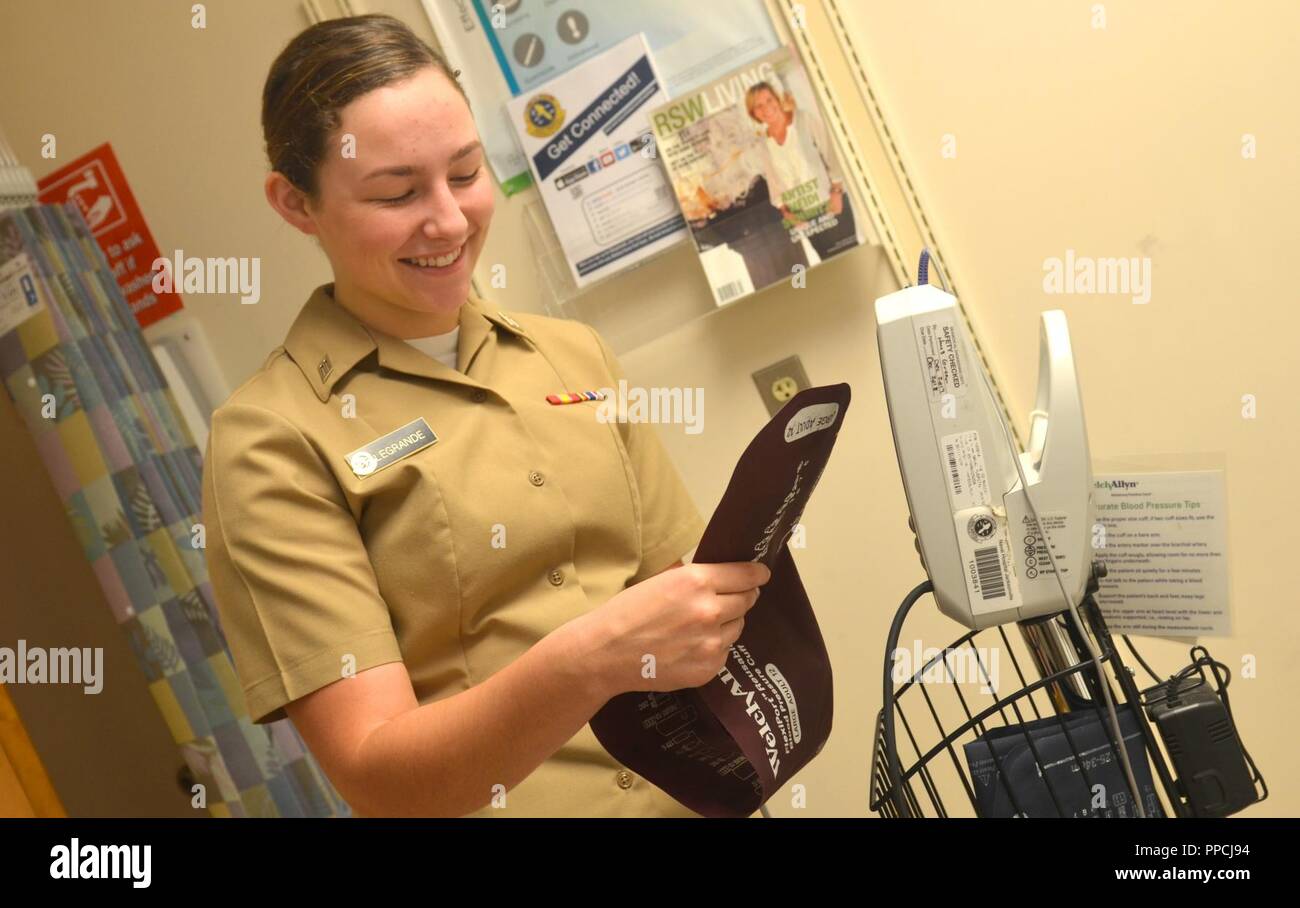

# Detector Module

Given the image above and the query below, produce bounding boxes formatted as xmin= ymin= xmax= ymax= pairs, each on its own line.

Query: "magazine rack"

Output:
xmin=868 ymin=570 xmax=1268 ymax=818
xmin=519 ymin=194 xmax=724 ymax=352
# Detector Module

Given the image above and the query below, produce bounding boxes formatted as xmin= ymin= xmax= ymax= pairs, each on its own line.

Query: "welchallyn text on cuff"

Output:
xmin=590 ymin=382 xmax=850 ymax=818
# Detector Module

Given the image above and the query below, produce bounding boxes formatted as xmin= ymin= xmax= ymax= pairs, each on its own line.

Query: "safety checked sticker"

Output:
xmin=941 ymin=429 xmax=992 ymax=510
xmin=954 ymin=507 xmax=1020 ymax=614
xmin=916 ymin=314 xmax=970 ymax=402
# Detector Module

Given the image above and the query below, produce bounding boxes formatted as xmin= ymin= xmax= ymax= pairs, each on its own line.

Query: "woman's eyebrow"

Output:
xmin=362 ymin=142 xmax=483 ymax=181
xmin=450 ymin=140 xmax=483 ymax=162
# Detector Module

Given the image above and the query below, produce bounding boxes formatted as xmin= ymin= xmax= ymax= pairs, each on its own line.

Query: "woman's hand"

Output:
xmin=566 ymin=561 xmax=772 ymax=698
xmin=779 ymin=204 xmax=809 ymax=230
xmin=828 ymin=185 xmax=844 ymax=216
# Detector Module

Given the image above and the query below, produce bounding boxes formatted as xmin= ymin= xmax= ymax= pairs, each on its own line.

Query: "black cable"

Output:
xmin=1121 ymin=634 xmax=1165 ymax=686
xmin=1147 ymin=645 xmax=1266 ymax=804
xmin=881 ymin=579 xmax=934 ymax=817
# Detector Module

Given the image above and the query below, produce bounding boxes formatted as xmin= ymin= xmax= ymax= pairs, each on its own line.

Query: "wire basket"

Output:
xmin=868 ymin=572 xmax=1267 ymax=818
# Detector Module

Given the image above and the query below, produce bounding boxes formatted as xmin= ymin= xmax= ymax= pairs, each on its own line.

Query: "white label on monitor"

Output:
xmin=941 ymin=429 xmax=992 ymax=509
xmin=1018 ymin=511 xmax=1071 ymax=584
xmin=916 ymin=314 xmax=970 ymax=401
xmin=954 ymin=507 xmax=1020 ymax=614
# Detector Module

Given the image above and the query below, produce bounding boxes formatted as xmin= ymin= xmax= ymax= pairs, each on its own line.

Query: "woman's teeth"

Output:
xmin=402 ymin=247 xmax=462 ymax=268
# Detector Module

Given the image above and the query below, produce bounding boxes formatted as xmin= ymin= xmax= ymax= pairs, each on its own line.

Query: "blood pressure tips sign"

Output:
xmin=1092 ymin=470 xmax=1231 ymax=636
xmin=508 ymin=34 xmax=686 ymax=288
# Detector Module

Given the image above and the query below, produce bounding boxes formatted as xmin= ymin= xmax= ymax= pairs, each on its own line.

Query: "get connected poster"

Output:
xmin=508 ymin=35 xmax=686 ymax=287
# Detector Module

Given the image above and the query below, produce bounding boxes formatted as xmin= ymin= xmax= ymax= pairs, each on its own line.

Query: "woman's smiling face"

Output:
xmin=301 ymin=66 xmax=495 ymax=337
xmin=749 ymin=87 xmax=786 ymax=133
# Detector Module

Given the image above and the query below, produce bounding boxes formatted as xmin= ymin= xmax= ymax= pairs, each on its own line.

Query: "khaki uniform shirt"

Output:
xmin=200 ymin=283 xmax=706 ymax=817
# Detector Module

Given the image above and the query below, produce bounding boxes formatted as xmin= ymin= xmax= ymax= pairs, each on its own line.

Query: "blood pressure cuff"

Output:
xmin=590 ymin=383 xmax=850 ymax=817
xmin=962 ymin=705 xmax=1164 ymax=817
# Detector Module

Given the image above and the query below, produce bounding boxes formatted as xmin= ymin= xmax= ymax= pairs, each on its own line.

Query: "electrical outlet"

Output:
xmin=752 ymin=356 xmax=811 ymax=417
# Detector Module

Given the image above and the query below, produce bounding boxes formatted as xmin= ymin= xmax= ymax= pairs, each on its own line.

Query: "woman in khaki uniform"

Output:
xmin=200 ymin=14 xmax=769 ymax=817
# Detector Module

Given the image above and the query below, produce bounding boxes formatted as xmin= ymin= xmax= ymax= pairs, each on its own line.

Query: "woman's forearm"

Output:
xmin=348 ymin=619 xmax=613 ymax=817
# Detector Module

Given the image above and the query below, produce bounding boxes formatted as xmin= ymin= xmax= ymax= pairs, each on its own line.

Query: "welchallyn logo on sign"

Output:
xmin=345 ymin=417 xmax=438 ymax=478
xmin=1096 ymin=479 xmax=1139 ymax=490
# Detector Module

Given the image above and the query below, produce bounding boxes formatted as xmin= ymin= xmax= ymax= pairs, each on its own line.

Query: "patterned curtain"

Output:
xmin=0 ymin=203 xmax=349 ymax=817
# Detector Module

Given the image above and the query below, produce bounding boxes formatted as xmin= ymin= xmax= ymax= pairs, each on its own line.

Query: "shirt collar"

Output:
xmin=283 ymin=283 xmax=531 ymax=402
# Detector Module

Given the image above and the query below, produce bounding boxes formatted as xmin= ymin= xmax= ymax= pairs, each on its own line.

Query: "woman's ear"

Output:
xmin=264 ymin=171 xmax=320 ymax=238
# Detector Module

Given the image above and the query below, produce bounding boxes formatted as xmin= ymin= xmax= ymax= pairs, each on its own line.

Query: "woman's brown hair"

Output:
xmin=261 ymin=13 xmax=466 ymax=200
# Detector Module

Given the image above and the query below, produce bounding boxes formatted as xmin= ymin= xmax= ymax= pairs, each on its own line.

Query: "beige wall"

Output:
xmin=828 ymin=0 xmax=1297 ymax=816
xmin=0 ymin=0 xmax=1291 ymax=817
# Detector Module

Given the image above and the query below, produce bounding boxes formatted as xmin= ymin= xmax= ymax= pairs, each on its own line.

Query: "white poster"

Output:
xmin=508 ymin=35 xmax=686 ymax=288
xmin=1092 ymin=470 xmax=1231 ymax=637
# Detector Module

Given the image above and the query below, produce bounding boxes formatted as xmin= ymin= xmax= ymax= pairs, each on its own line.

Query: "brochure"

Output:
xmin=508 ymin=34 xmax=686 ymax=288
xmin=649 ymin=46 xmax=864 ymax=306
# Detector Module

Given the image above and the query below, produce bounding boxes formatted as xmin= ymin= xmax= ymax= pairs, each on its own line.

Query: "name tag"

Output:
xmin=345 ymin=417 xmax=438 ymax=478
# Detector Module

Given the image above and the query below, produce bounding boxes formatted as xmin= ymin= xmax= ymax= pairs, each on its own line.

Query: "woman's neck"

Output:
xmin=330 ymin=281 xmax=462 ymax=339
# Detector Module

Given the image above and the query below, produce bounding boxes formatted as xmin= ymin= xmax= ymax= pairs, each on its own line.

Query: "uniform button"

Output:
xmin=615 ymin=770 xmax=634 ymax=790
xmin=471 ymin=388 xmax=487 ymax=403
xmin=529 ymin=470 xmax=545 ymax=486
xmin=548 ymin=568 xmax=564 ymax=587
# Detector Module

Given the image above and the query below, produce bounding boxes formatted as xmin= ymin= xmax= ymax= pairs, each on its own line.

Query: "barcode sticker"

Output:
xmin=940 ymin=430 xmax=991 ymax=510
xmin=716 ymin=280 xmax=747 ymax=303
xmin=945 ymin=443 xmax=963 ymax=497
xmin=954 ymin=507 xmax=1019 ymax=615
xmin=973 ymin=546 xmax=1007 ymax=600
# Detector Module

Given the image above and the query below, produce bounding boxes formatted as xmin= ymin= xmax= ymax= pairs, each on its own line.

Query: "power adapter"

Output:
xmin=1146 ymin=675 xmax=1257 ymax=817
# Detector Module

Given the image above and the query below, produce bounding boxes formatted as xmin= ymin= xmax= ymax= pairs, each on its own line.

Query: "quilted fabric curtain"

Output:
xmin=0 ymin=202 xmax=348 ymax=817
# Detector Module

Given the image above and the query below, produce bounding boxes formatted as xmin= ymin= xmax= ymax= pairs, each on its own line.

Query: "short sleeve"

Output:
xmin=201 ymin=402 xmax=405 ymax=724
xmin=587 ymin=327 xmax=708 ymax=584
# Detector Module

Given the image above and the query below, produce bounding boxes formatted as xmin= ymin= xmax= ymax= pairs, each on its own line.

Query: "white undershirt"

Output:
xmin=405 ymin=325 xmax=461 ymax=371
xmin=763 ymin=111 xmax=832 ymax=214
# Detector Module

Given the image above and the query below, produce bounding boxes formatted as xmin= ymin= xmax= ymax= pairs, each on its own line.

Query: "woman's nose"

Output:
xmin=422 ymin=182 xmax=469 ymax=240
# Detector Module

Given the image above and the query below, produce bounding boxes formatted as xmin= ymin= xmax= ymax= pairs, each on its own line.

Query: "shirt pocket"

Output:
xmin=521 ymin=389 xmax=642 ymax=578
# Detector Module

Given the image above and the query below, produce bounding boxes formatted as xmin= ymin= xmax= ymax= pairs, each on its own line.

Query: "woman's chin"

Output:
xmin=395 ymin=270 xmax=470 ymax=304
